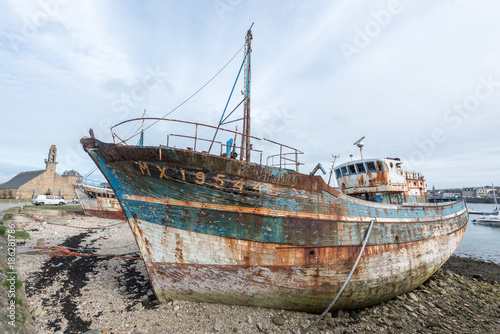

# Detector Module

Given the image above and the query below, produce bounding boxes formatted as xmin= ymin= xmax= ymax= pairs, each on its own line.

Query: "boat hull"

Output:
xmin=131 ymin=217 xmax=465 ymax=312
xmin=73 ymin=183 xmax=126 ymax=220
xmin=81 ymin=142 xmax=469 ymax=312
xmin=473 ymin=217 xmax=500 ymax=227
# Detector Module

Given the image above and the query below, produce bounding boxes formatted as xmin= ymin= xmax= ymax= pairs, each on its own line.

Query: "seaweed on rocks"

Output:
xmin=442 ymin=255 xmax=500 ymax=283
xmin=25 ymin=231 xmax=107 ymax=334
xmin=116 ymin=253 xmax=159 ymax=311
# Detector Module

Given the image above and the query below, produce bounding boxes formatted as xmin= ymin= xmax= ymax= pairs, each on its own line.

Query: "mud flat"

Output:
xmin=3 ymin=210 xmax=500 ymax=333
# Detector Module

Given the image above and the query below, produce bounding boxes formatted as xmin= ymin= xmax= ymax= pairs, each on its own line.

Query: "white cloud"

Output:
xmin=0 ymin=0 xmax=499 ymax=189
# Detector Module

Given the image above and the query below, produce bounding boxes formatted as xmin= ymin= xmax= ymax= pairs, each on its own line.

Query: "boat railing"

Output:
xmin=110 ymin=117 xmax=304 ymax=172
xmin=76 ymin=179 xmax=109 ymax=188
xmin=266 ymin=152 xmax=304 ymax=171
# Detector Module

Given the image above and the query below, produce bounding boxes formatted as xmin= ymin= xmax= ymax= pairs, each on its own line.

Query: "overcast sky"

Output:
xmin=1 ymin=0 xmax=499 ymax=189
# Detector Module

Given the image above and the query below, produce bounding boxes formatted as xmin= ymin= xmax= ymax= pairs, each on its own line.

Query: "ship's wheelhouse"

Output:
xmin=334 ymin=158 xmax=427 ymax=204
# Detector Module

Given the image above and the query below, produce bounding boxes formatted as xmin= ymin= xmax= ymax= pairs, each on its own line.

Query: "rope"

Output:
xmin=63 ymin=243 xmax=138 ymax=252
xmin=33 ymin=246 xmax=142 ymax=260
xmin=24 ymin=213 xmax=127 ymax=229
xmin=124 ymin=44 xmax=245 ymax=143
xmin=301 ymin=219 xmax=375 ymax=334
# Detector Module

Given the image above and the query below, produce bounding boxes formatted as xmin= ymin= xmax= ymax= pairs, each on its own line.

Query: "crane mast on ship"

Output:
xmin=207 ymin=23 xmax=253 ymax=162
xmin=241 ymin=24 xmax=253 ymax=162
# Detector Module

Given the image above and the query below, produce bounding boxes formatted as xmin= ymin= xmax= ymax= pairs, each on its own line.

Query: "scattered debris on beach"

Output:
xmin=2 ymin=210 xmax=499 ymax=333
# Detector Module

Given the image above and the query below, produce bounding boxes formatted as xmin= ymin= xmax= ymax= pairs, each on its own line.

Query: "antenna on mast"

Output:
xmin=139 ymin=109 xmax=147 ymax=146
xmin=327 ymin=154 xmax=340 ymax=186
xmin=353 ymin=136 xmax=365 ymax=160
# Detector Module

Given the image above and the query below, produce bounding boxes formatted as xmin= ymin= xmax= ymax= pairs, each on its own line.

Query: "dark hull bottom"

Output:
xmin=83 ymin=208 xmax=126 ymax=220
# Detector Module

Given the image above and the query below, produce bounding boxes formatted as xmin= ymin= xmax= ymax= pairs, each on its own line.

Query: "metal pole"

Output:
xmin=243 ymin=25 xmax=253 ymax=162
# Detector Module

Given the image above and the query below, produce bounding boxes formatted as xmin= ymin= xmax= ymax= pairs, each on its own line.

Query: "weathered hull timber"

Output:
xmin=73 ymin=183 xmax=125 ymax=220
xmin=81 ymin=141 xmax=468 ymax=312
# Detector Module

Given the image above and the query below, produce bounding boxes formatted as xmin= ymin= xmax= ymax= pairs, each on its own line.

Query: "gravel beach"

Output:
xmin=1 ymin=207 xmax=499 ymax=334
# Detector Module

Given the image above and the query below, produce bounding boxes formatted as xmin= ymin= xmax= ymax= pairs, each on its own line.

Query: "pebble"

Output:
xmin=425 ymin=318 xmax=438 ymax=328
xmin=403 ymin=304 xmax=414 ymax=312
xmin=316 ymin=320 xmax=327 ymax=330
xmin=408 ymin=292 xmax=419 ymax=302
xmin=32 ymin=307 xmax=43 ymax=317
xmin=272 ymin=316 xmax=285 ymax=325
xmin=256 ymin=322 xmax=264 ymax=332
xmin=83 ymin=330 xmax=100 ymax=334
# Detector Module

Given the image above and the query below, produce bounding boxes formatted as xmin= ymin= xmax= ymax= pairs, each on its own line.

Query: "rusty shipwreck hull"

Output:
xmin=81 ymin=139 xmax=468 ymax=313
xmin=73 ymin=183 xmax=126 ymax=220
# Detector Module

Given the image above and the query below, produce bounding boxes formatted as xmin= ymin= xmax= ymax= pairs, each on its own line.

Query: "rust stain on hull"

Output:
xmin=136 ymin=220 xmax=466 ymax=313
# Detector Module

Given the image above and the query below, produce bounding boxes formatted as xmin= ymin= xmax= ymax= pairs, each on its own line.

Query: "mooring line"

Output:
xmin=24 ymin=213 xmax=127 ymax=229
xmin=301 ymin=219 xmax=375 ymax=334
xmin=33 ymin=246 xmax=143 ymax=261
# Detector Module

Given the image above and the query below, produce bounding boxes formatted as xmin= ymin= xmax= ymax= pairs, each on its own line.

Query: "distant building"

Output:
xmin=476 ymin=188 xmax=492 ymax=198
xmin=0 ymin=145 xmax=77 ymax=200
xmin=61 ymin=170 xmax=82 ymax=184
xmin=462 ymin=187 xmax=476 ymax=198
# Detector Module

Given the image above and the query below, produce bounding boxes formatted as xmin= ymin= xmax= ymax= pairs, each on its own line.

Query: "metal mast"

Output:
xmin=139 ymin=109 xmax=146 ymax=146
xmin=240 ymin=23 xmax=253 ymax=162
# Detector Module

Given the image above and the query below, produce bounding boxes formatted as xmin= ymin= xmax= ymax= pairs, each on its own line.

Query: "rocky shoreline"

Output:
xmin=1 ymin=208 xmax=499 ymax=333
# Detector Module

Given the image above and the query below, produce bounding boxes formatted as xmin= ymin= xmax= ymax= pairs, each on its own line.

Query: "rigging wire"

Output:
xmin=123 ymin=120 xmax=144 ymax=143
xmin=123 ymin=43 xmax=245 ymax=143
xmin=82 ymin=167 xmax=97 ymax=180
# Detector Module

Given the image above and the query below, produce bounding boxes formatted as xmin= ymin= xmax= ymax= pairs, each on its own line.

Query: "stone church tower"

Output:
xmin=45 ymin=144 xmax=58 ymax=173
xmin=0 ymin=145 xmax=77 ymax=199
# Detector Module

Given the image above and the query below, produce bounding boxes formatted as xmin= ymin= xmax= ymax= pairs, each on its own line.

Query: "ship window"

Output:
xmin=376 ymin=161 xmax=387 ymax=172
xmin=365 ymin=162 xmax=376 ymax=173
xmin=348 ymin=165 xmax=357 ymax=174
xmin=341 ymin=166 xmax=349 ymax=176
xmin=335 ymin=169 xmax=342 ymax=178
xmin=355 ymin=163 xmax=366 ymax=174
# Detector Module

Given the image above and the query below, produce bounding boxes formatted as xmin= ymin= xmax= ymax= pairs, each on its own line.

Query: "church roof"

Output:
xmin=63 ymin=170 xmax=79 ymax=176
xmin=0 ymin=170 xmax=45 ymax=189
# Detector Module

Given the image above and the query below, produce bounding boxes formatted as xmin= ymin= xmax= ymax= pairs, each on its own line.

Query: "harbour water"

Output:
xmin=454 ymin=203 xmax=500 ymax=264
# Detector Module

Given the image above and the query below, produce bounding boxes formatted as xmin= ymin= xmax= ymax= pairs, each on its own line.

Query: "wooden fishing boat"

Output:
xmin=80 ymin=26 xmax=468 ymax=312
xmin=73 ymin=182 xmax=125 ymax=220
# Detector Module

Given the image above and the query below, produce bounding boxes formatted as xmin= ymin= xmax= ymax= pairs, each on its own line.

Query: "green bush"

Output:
xmin=13 ymin=231 xmax=30 ymax=239
xmin=2 ymin=272 xmax=23 ymax=291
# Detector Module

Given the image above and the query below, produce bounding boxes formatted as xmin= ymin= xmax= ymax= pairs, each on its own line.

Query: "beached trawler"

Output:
xmin=73 ymin=182 xmax=125 ymax=220
xmin=80 ymin=26 xmax=468 ymax=313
